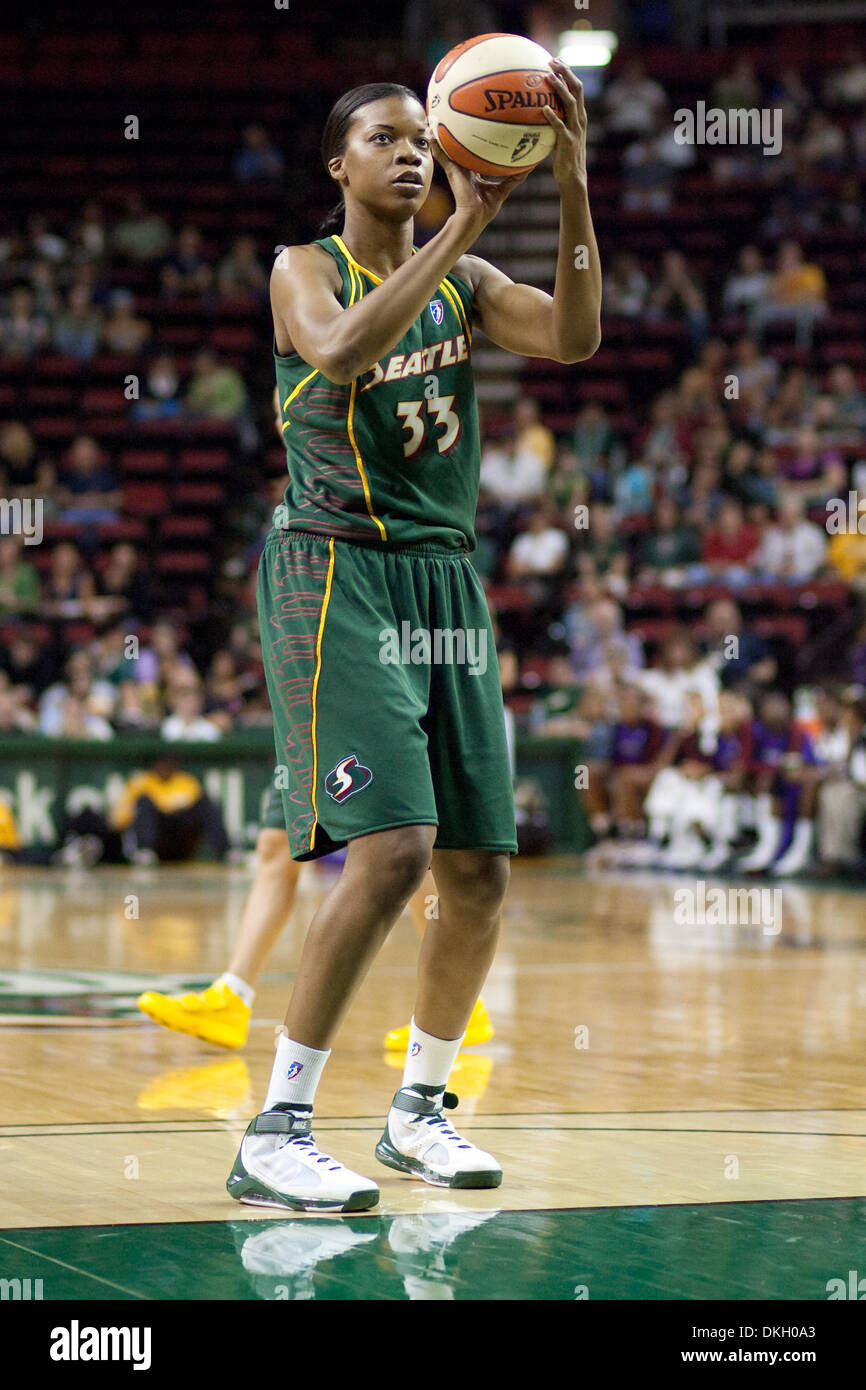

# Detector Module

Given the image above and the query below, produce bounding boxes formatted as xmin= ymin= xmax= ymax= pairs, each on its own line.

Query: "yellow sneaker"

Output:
xmin=137 ymin=979 xmax=251 ymax=1049
xmin=382 ymin=998 xmax=494 ymax=1052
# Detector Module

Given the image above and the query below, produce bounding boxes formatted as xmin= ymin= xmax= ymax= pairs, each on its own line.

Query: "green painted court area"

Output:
xmin=1 ymin=1199 xmax=863 ymax=1301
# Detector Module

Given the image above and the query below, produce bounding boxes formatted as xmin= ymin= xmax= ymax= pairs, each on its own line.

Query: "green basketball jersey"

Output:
xmin=273 ymin=234 xmax=480 ymax=551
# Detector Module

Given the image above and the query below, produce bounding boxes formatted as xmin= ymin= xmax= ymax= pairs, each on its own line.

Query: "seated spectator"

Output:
xmin=722 ymin=439 xmax=775 ymax=510
xmin=573 ymin=401 xmax=624 ymax=485
xmin=0 ymin=627 xmax=56 ymax=700
xmin=637 ymin=495 xmax=701 ymax=583
xmin=722 ymin=245 xmax=772 ymax=318
xmin=232 ymin=123 xmax=285 ymax=184
xmin=130 ymin=351 xmax=184 ymax=421
xmin=26 ymin=213 xmax=67 ymax=264
xmin=764 ymin=366 xmax=817 ymax=444
xmin=809 ymin=685 xmax=852 ymax=770
xmin=730 ymin=335 xmax=779 ymax=400
xmin=712 ymin=57 xmax=762 ymax=110
xmin=506 ymin=496 xmax=570 ymax=579
xmin=89 ymin=542 xmax=153 ymax=624
xmin=52 ymin=285 xmax=102 ymax=362
xmin=700 ymin=498 xmax=761 ymax=584
xmin=185 ymin=348 xmax=247 ymax=421
xmin=161 ymin=669 xmax=223 ymax=741
xmin=29 ymin=258 xmax=61 ymax=319
xmin=636 ymin=629 xmax=719 ymax=731
xmin=38 ymin=649 xmax=116 ymax=737
xmin=750 ymin=240 xmax=828 ymax=349
xmin=755 ymin=494 xmax=828 ymax=580
xmin=101 ymin=289 xmax=151 ymax=355
xmin=682 ymin=456 xmax=727 ymax=528
xmin=109 ymin=194 xmax=171 ymax=263
xmin=0 ymin=534 xmax=40 ymax=616
xmin=204 ymin=649 xmax=253 ymax=722
xmin=0 ymin=285 xmax=50 ymax=358
xmin=110 ymin=755 xmax=229 ymax=864
xmin=217 ymin=235 xmax=268 ymax=302
xmin=0 ymin=421 xmax=38 ymax=493
xmin=575 ymin=502 xmax=630 ymax=597
xmin=799 ymin=111 xmax=847 ymax=171
xmin=513 ymin=396 xmax=555 ymax=474
xmin=480 ymin=436 xmax=545 ymax=510
xmin=646 ymin=250 xmax=709 ymax=349
xmin=638 ymin=389 xmax=689 ymax=472
xmin=603 ymin=58 xmax=666 ymax=135
xmin=779 ymin=425 xmax=846 ymax=505
xmin=0 ymin=679 xmax=35 ymax=733
xmin=817 ymin=693 xmax=866 ymax=875
xmin=42 ymin=541 xmax=97 ymax=617
xmin=739 ymin=689 xmax=820 ymax=874
xmin=565 ymin=594 xmax=644 ymax=683
xmin=56 ymin=434 xmax=120 ymax=525
xmin=700 ymin=598 xmax=777 ymax=690
xmin=160 ymin=225 xmax=213 ymax=298
xmin=71 ymin=200 xmax=108 ymax=263
xmin=826 ymin=526 xmax=866 ymax=592
xmin=823 ymin=46 xmax=866 ymax=105
xmin=608 ymin=685 xmax=667 ymax=845
xmin=612 ymin=455 xmax=654 ymax=520
xmin=825 ymin=363 xmax=866 ymax=429
xmin=602 ymin=252 xmax=649 ymax=318
xmin=621 ymin=137 xmax=675 ymax=213
xmin=136 ymin=618 xmax=196 ymax=694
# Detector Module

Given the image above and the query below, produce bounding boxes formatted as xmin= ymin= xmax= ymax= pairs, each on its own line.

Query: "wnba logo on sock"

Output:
xmin=410 ymin=1042 xmax=421 ymax=1056
xmin=286 ymin=1061 xmax=304 ymax=1080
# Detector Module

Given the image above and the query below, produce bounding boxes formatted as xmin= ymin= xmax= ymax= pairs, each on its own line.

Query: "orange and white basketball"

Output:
xmin=426 ymin=32 xmax=563 ymax=178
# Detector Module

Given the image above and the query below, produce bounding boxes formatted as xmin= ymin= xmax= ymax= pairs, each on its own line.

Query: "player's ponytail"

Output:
xmin=318 ymin=82 xmax=419 ymax=238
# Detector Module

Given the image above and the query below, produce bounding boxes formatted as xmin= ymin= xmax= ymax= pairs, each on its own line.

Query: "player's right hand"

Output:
xmin=431 ymin=137 xmax=531 ymax=237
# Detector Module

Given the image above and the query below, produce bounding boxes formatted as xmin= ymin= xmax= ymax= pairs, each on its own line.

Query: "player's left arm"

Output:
xmin=458 ymin=59 xmax=601 ymax=364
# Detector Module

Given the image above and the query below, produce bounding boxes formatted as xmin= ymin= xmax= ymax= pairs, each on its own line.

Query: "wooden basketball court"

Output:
xmin=1 ymin=860 xmax=864 ymax=1299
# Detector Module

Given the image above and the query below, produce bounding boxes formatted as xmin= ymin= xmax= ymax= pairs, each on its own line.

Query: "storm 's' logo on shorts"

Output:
xmin=325 ymin=754 xmax=373 ymax=803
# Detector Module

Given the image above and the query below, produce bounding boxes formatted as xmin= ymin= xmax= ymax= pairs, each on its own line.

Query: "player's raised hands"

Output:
xmin=542 ymin=58 xmax=588 ymax=190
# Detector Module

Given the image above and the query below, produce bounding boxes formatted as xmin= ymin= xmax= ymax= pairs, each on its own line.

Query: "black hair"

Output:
xmin=317 ymin=82 xmax=421 ymax=237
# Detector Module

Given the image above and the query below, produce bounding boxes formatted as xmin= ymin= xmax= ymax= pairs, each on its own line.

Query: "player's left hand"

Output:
xmin=543 ymin=58 xmax=588 ymax=190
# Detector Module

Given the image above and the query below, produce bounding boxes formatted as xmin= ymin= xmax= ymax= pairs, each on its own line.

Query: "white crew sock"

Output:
xmin=401 ymin=1019 xmax=463 ymax=1094
xmin=218 ymin=972 xmax=255 ymax=1008
xmin=264 ymin=1033 xmax=330 ymax=1111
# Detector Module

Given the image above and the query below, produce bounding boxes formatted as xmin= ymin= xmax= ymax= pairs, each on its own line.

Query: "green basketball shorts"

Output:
xmin=257 ymin=529 xmax=517 ymax=862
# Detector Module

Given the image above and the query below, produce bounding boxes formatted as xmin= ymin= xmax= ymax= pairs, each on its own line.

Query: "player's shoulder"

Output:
xmin=271 ymin=240 xmax=342 ymax=291
xmin=451 ymin=253 xmax=490 ymax=293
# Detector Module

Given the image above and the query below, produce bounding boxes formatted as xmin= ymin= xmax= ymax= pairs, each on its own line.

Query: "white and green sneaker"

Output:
xmin=375 ymin=1085 xmax=502 ymax=1189
xmin=227 ymin=1105 xmax=379 ymax=1213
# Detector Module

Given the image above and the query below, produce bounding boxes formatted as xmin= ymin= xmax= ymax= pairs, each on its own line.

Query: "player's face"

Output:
xmin=336 ymin=97 xmax=433 ymax=217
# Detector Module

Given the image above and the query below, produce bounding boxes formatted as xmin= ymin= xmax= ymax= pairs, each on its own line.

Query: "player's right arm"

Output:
xmin=271 ymin=163 xmax=527 ymax=385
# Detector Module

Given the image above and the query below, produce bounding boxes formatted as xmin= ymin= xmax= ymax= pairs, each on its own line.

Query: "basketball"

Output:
xmin=426 ymin=32 xmax=563 ymax=178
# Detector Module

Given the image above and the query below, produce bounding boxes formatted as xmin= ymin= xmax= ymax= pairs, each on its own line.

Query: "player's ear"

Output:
xmin=327 ymin=155 xmax=345 ymax=187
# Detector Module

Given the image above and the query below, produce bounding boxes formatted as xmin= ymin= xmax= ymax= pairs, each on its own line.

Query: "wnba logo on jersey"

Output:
xmin=325 ymin=754 xmax=374 ymax=804
xmin=410 ymin=1042 xmax=421 ymax=1056
xmin=286 ymin=1061 xmax=304 ymax=1081
xmin=429 ymin=299 xmax=444 ymax=326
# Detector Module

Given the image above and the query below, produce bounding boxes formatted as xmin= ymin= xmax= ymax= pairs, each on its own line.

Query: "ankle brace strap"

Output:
xmin=393 ymin=1088 xmax=458 ymax=1116
xmin=251 ymin=1109 xmax=312 ymax=1136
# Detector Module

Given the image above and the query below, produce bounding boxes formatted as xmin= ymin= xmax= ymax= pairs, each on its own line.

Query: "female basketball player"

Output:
xmin=228 ymin=60 xmax=600 ymax=1210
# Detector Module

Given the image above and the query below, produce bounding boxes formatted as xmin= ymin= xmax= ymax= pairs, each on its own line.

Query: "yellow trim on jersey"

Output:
xmin=282 ymin=367 xmax=319 ymax=429
xmin=347 ymin=378 xmax=388 ymax=541
xmin=334 ymin=239 xmax=388 ymax=541
xmin=440 ymin=277 xmax=472 ymax=343
xmin=332 ymin=234 xmax=383 ymax=286
xmin=309 ymin=537 xmax=336 ymax=853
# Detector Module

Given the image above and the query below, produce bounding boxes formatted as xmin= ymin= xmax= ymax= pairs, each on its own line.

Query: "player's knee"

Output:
xmin=442 ymin=853 xmax=510 ymax=919
xmin=256 ymin=828 xmax=293 ymax=869
xmin=355 ymin=826 xmax=433 ymax=909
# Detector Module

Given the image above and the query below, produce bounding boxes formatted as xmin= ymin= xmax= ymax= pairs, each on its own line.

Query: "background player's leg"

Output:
xmin=228 ymin=829 xmax=300 ymax=987
xmin=138 ymin=827 xmax=301 ymax=1048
